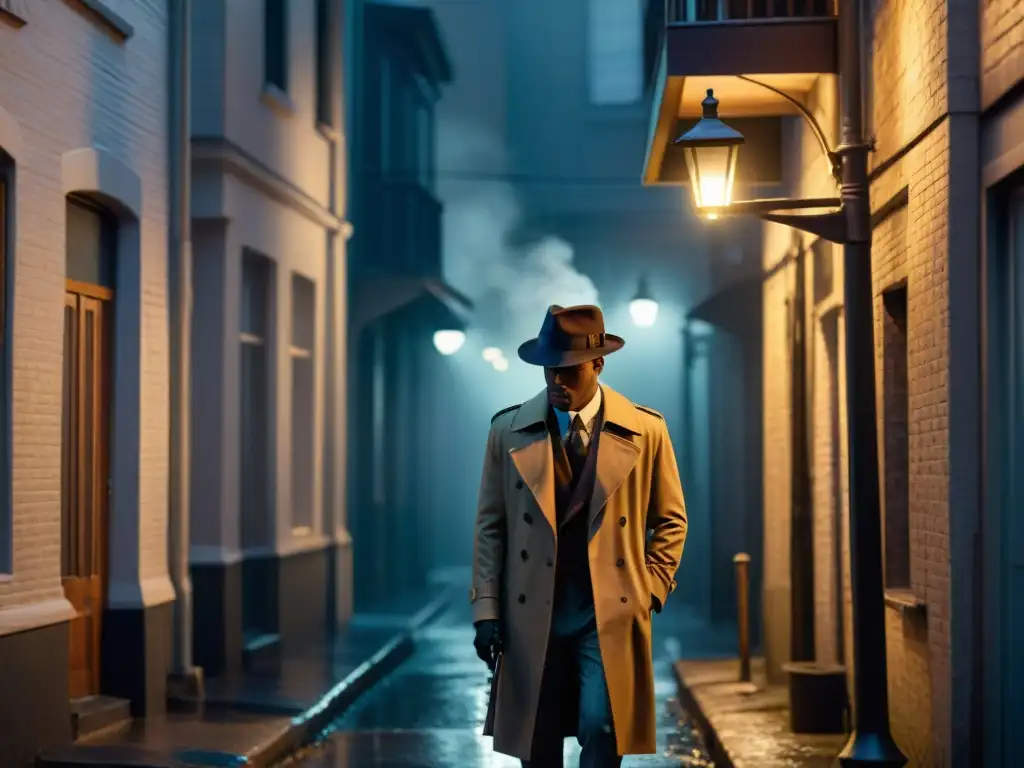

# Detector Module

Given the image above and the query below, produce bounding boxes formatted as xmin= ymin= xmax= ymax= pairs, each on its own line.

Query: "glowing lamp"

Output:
xmin=674 ymin=89 xmax=744 ymax=218
xmin=492 ymin=356 xmax=509 ymax=372
xmin=629 ymin=276 xmax=659 ymax=328
xmin=432 ymin=329 xmax=466 ymax=356
xmin=482 ymin=346 xmax=502 ymax=362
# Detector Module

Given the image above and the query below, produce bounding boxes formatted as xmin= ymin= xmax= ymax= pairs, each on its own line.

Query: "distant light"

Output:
xmin=482 ymin=346 xmax=502 ymax=362
xmin=433 ymin=329 xmax=466 ymax=356
xmin=630 ymin=298 xmax=659 ymax=327
xmin=629 ymin=276 xmax=659 ymax=327
xmin=706 ymin=212 xmax=719 ymax=221
xmin=492 ymin=356 xmax=509 ymax=372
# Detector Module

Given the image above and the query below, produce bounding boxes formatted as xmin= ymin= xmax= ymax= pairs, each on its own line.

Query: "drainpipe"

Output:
xmin=167 ymin=0 xmax=201 ymax=692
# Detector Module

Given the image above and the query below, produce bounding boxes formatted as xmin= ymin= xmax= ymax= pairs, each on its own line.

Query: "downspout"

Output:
xmin=167 ymin=0 xmax=200 ymax=689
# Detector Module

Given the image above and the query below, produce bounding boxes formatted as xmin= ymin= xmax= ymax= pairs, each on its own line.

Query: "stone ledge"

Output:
xmin=64 ymin=0 xmax=134 ymax=40
xmin=675 ymin=657 xmax=846 ymax=768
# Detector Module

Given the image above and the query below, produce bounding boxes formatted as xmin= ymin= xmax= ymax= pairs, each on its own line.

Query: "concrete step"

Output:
xmin=70 ymin=695 xmax=131 ymax=741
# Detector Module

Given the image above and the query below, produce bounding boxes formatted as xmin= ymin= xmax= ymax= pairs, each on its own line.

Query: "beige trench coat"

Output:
xmin=471 ymin=384 xmax=688 ymax=759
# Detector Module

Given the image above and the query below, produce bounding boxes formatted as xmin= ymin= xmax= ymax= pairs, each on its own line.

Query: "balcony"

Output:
xmin=642 ymin=0 xmax=838 ymax=185
xmin=363 ymin=179 xmax=443 ymax=279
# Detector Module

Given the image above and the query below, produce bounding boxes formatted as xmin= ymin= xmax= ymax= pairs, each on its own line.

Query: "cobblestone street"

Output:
xmin=283 ymin=602 xmax=715 ymax=767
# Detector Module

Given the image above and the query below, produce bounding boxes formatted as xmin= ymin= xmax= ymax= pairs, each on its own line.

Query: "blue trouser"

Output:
xmin=523 ymin=608 xmax=621 ymax=768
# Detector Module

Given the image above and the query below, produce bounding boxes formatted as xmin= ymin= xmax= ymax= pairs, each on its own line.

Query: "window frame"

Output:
xmin=264 ymin=0 xmax=289 ymax=93
xmin=315 ymin=0 xmax=333 ymax=128
xmin=289 ymin=273 xmax=316 ymax=535
xmin=0 ymin=154 xmax=11 ymax=576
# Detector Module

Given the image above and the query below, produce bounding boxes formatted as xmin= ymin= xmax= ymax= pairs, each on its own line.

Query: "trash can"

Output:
xmin=782 ymin=661 xmax=848 ymax=735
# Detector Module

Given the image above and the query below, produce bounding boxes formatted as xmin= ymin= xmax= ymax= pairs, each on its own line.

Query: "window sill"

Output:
xmin=0 ymin=2 xmax=27 ymax=28
xmin=261 ymin=84 xmax=296 ymax=118
xmin=884 ymin=588 xmax=926 ymax=619
xmin=64 ymin=0 xmax=134 ymax=41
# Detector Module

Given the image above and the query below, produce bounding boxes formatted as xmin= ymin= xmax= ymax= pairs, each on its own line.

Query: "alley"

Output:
xmin=283 ymin=601 xmax=716 ymax=767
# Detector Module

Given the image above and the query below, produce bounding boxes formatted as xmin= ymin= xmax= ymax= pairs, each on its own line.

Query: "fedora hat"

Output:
xmin=517 ymin=304 xmax=625 ymax=367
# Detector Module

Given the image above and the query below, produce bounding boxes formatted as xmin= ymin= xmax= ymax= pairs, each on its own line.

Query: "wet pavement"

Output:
xmin=282 ymin=602 xmax=716 ymax=767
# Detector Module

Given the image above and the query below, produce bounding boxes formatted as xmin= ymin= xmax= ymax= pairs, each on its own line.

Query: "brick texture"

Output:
xmin=982 ymin=0 xmax=1024 ymax=109
xmin=760 ymin=0 xmax=964 ymax=762
xmin=0 ymin=1 xmax=170 ymax=607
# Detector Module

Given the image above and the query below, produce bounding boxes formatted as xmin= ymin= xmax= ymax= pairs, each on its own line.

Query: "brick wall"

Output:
xmin=981 ymin=0 xmax=1024 ymax=109
xmin=0 ymin=1 xmax=170 ymax=608
xmin=760 ymin=0 xmax=961 ymax=760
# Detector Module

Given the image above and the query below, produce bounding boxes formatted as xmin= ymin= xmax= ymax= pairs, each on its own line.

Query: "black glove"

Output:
xmin=473 ymin=619 xmax=502 ymax=670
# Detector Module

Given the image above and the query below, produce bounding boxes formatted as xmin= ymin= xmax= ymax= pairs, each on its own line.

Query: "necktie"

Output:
xmin=565 ymin=414 xmax=588 ymax=477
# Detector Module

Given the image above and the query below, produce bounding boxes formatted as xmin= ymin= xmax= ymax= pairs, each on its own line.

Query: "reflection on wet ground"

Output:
xmin=283 ymin=602 xmax=715 ymax=767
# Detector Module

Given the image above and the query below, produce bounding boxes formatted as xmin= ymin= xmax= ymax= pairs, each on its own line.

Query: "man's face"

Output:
xmin=544 ymin=357 xmax=604 ymax=412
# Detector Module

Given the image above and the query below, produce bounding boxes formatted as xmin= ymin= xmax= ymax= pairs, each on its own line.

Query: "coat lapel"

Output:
xmin=509 ymin=391 xmax=558 ymax=534
xmin=587 ymin=386 xmax=642 ymax=535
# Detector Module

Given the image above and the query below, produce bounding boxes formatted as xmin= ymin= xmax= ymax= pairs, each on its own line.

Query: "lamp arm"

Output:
xmin=736 ymin=75 xmax=842 ymax=185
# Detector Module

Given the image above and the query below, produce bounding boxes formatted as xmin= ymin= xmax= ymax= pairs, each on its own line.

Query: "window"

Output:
xmin=290 ymin=274 xmax=316 ymax=533
xmin=315 ymin=0 xmax=333 ymax=127
xmin=587 ymin=0 xmax=643 ymax=106
xmin=0 ymin=156 xmax=9 ymax=574
xmin=265 ymin=0 xmax=289 ymax=91
xmin=65 ymin=197 xmax=117 ymax=288
xmin=240 ymin=251 xmax=273 ymax=550
xmin=881 ymin=284 xmax=909 ymax=590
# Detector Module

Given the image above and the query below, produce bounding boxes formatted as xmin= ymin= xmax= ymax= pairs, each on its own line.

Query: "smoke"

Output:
xmin=437 ymin=119 xmax=600 ymax=350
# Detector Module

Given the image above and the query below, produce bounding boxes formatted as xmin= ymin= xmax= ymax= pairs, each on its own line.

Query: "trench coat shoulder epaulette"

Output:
xmin=634 ymin=404 xmax=665 ymax=420
xmin=490 ymin=404 xmax=522 ymax=425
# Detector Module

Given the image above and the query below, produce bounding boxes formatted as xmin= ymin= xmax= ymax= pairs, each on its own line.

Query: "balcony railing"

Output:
xmin=367 ymin=179 xmax=443 ymax=279
xmin=666 ymin=0 xmax=836 ymax=22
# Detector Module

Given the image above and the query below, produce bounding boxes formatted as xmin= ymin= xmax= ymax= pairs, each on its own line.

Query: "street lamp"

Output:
xmin=629 ymin=276 xmax=659 ymax=327
xmin=676 ymin=90 xmax=744 ymax=219
xmin=482 ymin=346 xmax=502 ymax=363
xmin=432 ymin=329 xmax=465 ymax=356
xmin=674 ymin=0 xmax=907 ymax=764
xmin=492 ymin=355 xmax=509 ymax=372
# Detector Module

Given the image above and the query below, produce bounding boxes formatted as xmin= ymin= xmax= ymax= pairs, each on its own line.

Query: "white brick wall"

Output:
xmin=0 ymin=0 xmax=170 ymax=611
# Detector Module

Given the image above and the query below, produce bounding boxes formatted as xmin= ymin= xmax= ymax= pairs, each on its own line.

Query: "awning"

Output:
xmin=351 ymin=276 xmax=473 ymax=332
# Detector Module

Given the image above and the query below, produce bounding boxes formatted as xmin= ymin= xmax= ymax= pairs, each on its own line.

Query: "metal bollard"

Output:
xmin=733 ymin=552 xmax=752 ymax=683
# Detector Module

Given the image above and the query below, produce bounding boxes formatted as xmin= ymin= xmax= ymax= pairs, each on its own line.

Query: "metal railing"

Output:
xmin=366 ymin=179 xmax=443 ymax=278
xmin=667 ymin=0 xmax=836 ymax=22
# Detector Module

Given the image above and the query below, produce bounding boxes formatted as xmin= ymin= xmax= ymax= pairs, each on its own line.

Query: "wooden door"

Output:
xmin=61 ymin=286 xmax=111 ymax=699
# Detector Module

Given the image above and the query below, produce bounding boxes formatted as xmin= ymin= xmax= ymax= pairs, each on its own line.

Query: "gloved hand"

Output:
xmin=473 ymin=619 xmax=502 ymax=670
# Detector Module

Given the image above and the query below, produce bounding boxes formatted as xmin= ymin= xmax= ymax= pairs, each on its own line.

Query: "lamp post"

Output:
xmin=673 ymin=0 xmax=906 ymax=764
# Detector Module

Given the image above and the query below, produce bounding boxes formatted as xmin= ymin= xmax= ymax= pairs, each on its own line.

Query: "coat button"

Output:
xmin=620 ymin=596 xmax=628 ymax=603
xmin=518 ymin=594 xmax=526 ymax=604
xmin=516 ymin=480 xmax=524 ymax=490
xmin=619 ymin=516 xmax=627 ymax=527
xmin=524 ymin=513 xmax=533 ymax=524
xmin=521 ymin=549 xmax=529 ymax=561
xmin=616 ymin=558 xmax=624 ymax=567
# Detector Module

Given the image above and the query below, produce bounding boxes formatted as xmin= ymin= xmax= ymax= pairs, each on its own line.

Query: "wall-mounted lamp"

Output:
xmin=432 ymin=329 xmax=466 ymax=356
xmin=629 ymin=276 xmax=659 ymax=328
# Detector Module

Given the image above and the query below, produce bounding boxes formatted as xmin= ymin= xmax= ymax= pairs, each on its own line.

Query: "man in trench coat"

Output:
xmin=470 ymin=304 xmax=688 ymax=767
